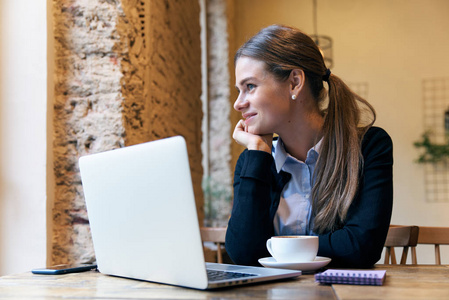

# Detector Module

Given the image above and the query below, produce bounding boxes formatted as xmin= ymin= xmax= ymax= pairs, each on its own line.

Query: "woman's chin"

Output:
xmin=246 ymin=128 xmax=260 ymax=135
xmin=247 ymin=128 xmax=271 ymax=136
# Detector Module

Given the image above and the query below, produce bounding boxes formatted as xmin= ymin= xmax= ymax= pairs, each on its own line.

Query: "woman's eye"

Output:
xmin=247 ymin=84 xmax=255 ymax=91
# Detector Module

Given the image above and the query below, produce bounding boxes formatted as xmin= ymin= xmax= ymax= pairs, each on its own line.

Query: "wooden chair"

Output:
xmin=417 ymin=226 xmax=449 ymax=265
xmin=384 ymin=225 xmax=419 ymax=264
xmin=200 ymin=227 xmax=227 ymax=263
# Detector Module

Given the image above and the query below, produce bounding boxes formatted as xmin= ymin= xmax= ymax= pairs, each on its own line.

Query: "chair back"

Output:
xmin=200 ymin=227 xmax=227 ymax=263
xmin=417 ymin=226 xmax=449 ymax=265
xmin=384 ymin=225 xmax=419 ymax=264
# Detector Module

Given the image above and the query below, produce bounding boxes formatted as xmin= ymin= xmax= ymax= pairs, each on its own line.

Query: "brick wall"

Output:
xmin=51 ymin=0 xmax=202 ymax=265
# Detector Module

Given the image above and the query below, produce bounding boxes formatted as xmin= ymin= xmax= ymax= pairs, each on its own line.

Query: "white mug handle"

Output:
xmin=266 ymin=238 xmax=275 ymax=258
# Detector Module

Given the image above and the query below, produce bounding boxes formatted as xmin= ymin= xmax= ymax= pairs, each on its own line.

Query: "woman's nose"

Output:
xmin=234 ymin=94 xmax=248 ymax=111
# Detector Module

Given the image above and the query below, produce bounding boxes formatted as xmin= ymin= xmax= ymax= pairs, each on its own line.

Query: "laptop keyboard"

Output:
xmin=207 ymin=269 xmax=258 ymax=281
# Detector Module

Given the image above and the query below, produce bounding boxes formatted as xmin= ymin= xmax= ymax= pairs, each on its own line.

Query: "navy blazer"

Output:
xmin=225 ymin=127 xmax=393 ymax=268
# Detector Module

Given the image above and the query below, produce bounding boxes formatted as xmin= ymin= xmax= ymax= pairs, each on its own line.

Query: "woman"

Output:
xmin=225 ymin=25 xmax=393 ymax=268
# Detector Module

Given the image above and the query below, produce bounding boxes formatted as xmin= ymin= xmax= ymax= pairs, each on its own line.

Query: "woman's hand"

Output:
xmin=233 ymin=120 xmax=273 ymax=153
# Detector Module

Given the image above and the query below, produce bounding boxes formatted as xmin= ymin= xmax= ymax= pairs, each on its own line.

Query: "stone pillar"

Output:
xmin=51 ymin=0 xmax=202 ymax=265
xmin=203 ymin=0 xmax=240 ymax=227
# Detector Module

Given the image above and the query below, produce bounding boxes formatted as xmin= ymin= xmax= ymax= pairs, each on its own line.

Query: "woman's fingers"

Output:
xmin=232 ymin=120 xmax=272 ymax=153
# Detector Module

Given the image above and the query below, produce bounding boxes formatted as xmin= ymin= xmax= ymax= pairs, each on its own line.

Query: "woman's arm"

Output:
xmin=225 ymin=150 xmax=278 ymax=266
xmin=317 ymin=127 xmax=393 ymax=268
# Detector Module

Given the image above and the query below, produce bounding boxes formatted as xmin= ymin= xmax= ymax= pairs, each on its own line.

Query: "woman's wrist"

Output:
xmin=247 ymin=138 xmax=271 ymax=153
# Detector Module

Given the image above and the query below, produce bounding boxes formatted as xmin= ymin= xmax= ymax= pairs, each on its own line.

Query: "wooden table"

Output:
xmin=0 ymin=265 xmax=448 ymax=299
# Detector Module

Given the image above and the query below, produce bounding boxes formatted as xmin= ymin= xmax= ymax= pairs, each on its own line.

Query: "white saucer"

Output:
xmin=258 ymin=256 xmax=331 ymax=272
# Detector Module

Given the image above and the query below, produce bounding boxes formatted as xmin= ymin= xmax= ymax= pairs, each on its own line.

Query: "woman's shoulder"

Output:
xmin=361 ymin=126 xmax=393 ymax=160
xmin=363 ymin=126 xmax=392 ymax=145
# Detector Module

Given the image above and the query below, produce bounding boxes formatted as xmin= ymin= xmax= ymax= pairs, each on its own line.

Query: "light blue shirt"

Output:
xmin=272 ymin=138 xmax=321 ymax=236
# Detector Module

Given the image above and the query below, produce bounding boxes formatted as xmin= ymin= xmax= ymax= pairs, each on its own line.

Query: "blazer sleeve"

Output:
xmin=317 ymin=127 xmax=394 ymax=268
xmin=225 ymin=150 xmax=277 ymax=266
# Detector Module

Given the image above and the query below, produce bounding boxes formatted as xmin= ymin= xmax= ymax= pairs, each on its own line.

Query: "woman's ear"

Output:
xmin=290 ymin=69 xmax=305 ymax=96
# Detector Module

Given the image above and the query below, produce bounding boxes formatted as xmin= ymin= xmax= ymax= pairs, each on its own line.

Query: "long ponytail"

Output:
xmin=312 ymin=73 xmax=375 ymax=234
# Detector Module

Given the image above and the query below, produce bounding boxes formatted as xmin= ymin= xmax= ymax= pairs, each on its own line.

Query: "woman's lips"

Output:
xmin=243 ymin=113 xmax=257 ymax=125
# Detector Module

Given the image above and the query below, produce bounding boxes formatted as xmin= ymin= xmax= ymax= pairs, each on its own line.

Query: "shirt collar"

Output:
xmin=273 ymin=137 xmax=323 ymax=173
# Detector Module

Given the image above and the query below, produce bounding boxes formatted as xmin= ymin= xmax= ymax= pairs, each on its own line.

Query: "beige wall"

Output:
xmin=232 ymin=0 xmax=449 ymax=264
xmin=0 ymin=0 xmax=48 ymax=275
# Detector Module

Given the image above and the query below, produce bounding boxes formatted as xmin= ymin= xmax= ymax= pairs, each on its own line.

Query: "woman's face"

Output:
xmin=234 ymin=57 xmax=291 ymax=135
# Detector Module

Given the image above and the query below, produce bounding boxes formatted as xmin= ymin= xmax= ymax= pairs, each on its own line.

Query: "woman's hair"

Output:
xmin=235 ymin=24 xmax=376 ymax=234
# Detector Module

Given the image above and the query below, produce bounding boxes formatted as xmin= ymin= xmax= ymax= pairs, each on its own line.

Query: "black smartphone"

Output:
xmin=31 ymin=263 xmax=97 ymax=275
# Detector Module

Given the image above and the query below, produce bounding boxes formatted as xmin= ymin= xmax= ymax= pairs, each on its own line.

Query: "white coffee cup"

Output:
xmin=266 ymin=235 xmax=318 ymax=263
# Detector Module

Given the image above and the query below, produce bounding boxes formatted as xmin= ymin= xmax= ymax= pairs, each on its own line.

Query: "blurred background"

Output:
xmin=1 ymin=0 xmax=448 ymax=275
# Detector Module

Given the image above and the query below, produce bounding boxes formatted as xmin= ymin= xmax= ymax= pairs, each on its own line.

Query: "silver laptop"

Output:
xmin=79 ymin=136 xmax=301 ymax=290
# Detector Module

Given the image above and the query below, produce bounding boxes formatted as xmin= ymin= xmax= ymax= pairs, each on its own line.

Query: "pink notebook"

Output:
xmin=315 ymin=269 xmax=386 ymax=286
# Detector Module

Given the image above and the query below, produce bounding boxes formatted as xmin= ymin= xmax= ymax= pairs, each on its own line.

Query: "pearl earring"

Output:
xmin=291 ymin=95 xmax=297 ymax=100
